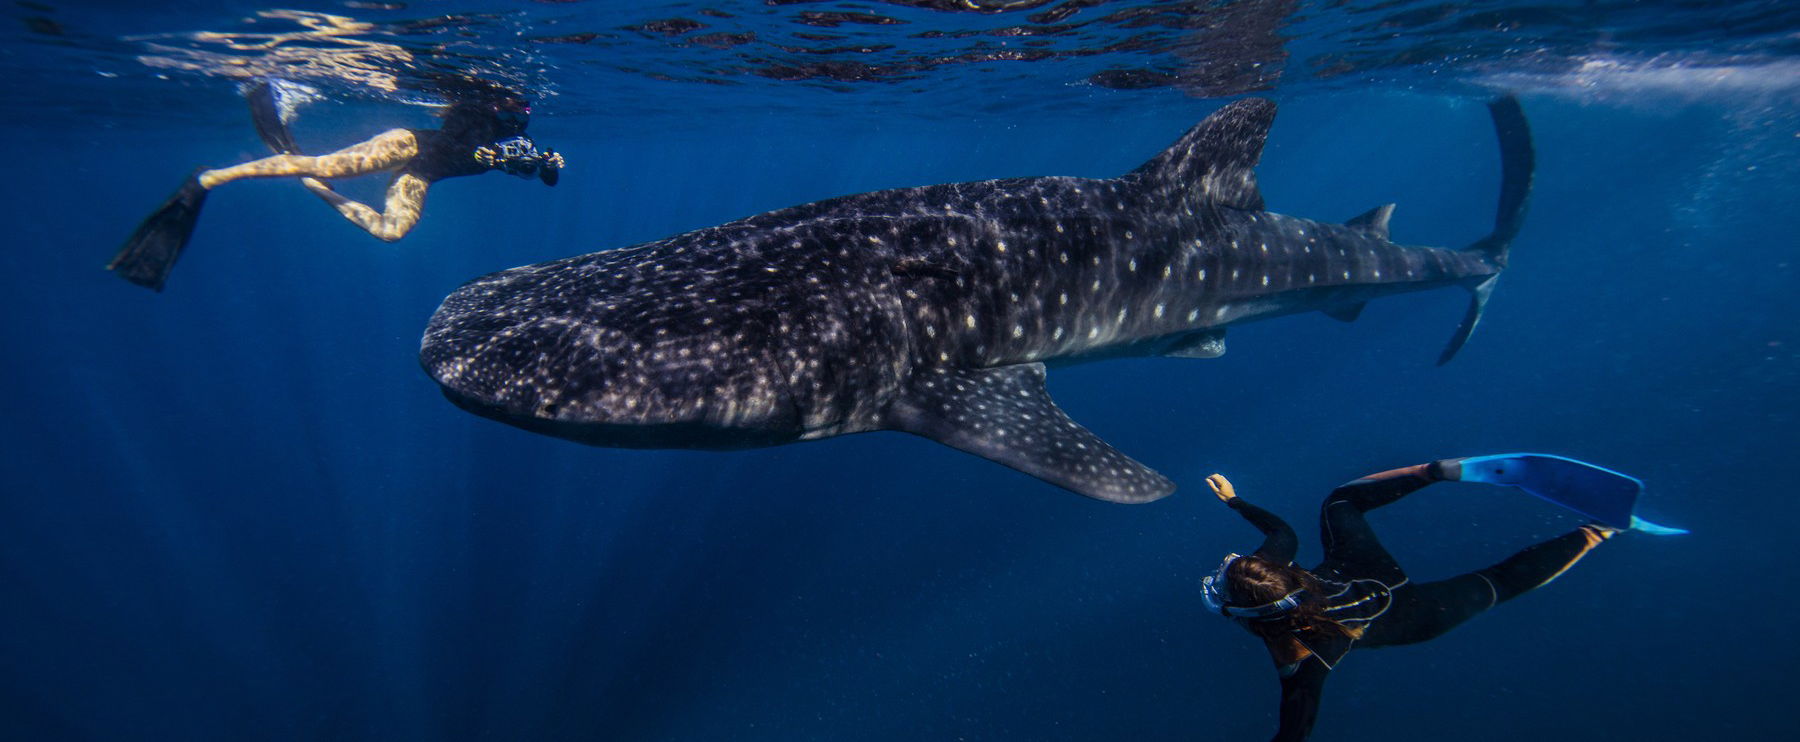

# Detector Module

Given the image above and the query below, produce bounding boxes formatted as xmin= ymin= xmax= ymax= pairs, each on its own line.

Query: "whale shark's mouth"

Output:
xmin=420 ymin=270 xmax=588 ymax=418
xmin=438 ymin=384 xmax=803 ymax=451
xmin=422 ymin=268 xmax=809 ymax=436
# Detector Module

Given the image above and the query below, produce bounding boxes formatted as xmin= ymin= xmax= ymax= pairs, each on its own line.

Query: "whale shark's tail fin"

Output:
xmin=107 ymin=171 xmax=209 ymax=292
xmin=1470 ymin=95 xmax=1534 ymax=263
xmin=1126 ymin=98 xmax=1276 ymax=212
xmin=1438 ymin=94 xmax=1535 ymax=365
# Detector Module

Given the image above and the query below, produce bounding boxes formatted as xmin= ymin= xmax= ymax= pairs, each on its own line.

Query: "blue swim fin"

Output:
xmin=1628 ymin=516 xmax=1689 ymax=536
xmin=1453 ymin=453 xmax=1688 ymax=535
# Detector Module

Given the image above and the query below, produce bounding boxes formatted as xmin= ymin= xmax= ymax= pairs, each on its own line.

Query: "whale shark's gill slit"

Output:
xmin=881 ymin=363 xmax=1173 ymax=503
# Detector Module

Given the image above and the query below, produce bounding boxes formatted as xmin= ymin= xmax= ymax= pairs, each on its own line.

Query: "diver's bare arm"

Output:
xmin=300 ymin=172 xmax=428 ymax=242
xmin=197 ymin=128 xmax=419 ymax=189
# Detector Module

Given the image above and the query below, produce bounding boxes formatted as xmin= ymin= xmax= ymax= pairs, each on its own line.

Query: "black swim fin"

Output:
xmin=245 ymin=79 xmax=300 ymax=155
xmin=107 ymin=172 xmax=208 ymax=292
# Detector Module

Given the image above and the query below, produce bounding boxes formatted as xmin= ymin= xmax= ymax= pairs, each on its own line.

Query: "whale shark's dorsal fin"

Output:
xmin=1126 ymin=98 xmax=1276 ymax=211
xmin=1345 ymin=203 xmax=1395 ymax=240
xmin=882 ymin=364 xmax=1174 ymax=503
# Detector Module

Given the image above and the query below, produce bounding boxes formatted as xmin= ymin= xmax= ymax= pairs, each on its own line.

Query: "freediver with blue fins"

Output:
xmin=108 ymin=77 xmax=566 ymax=291
xmin=1200 ymin=453 xmax=1684 ymax=741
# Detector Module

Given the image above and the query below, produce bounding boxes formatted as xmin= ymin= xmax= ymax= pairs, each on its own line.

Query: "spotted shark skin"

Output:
xmin=422 ymin=97 xmax=1534 ymax=503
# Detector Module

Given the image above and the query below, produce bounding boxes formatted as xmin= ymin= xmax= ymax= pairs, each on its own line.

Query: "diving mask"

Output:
xmin=1200 ymin=553 xmax=1307 ymax=619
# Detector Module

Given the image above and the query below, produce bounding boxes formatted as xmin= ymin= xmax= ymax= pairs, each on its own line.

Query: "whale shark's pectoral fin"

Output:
xmin=1345 ymin=204 xmax=1395 ymax=239
xmin=1163 ymin=329 xmax=1227 ymax=358
xmin=883 ymin=364 xmax=1174 ymax=504
xmin=1438 ymin=274 xmax=1499 ymax=365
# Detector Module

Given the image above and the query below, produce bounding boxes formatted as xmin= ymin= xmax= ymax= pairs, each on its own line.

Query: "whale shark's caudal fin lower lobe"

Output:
xmin=1438 ymin=95 xmax=1535 ymax=366
xmin=883 ymin=364 xmax=1175 ymax=503
xmin=1125 ymin=98 xmax=1276 ymax=211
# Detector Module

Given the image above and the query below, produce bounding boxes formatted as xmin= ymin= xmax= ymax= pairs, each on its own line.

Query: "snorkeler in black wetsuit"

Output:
xmin=108 ymin=81 xmax=565 ymax=291
xmin=1199 ymin=462 xmax=1618 ymax=742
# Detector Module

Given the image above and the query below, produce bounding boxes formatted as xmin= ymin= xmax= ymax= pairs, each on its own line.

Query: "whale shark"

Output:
xmin=421 ymin=97 xmax=1533 ymax=503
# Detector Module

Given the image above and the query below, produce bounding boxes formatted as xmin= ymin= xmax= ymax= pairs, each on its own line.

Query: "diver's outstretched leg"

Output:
xmin=1315 ymin=463 xmax=1445 ymax=581
xmin=1323 ymin=462 xmax=1445 ymax=513
xmin=244 ymin=83 xmax=341 ymax=228
xmin=196 ymin=128 xmax=418 ymax=188
xmin=236 ymin=106 xmax=428 ymax=243
xmin=300 ymin=172 xmax=429 ymax=242
xmin=1361 ymin=524 xmax=1614 ymax=647
xmin=1474 ymin=523 xmax=1614 ymax=604
xmin=232 ymin=113 xmax=428 ymax=241
xmin=108 ymin=128 xmax=420 ymax=290
xmin=240 ymin=84 xmax=378 ymax=237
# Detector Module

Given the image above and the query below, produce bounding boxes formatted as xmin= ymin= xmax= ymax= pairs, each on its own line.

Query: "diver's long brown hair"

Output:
xmin=1226 ymin=556 xmax=1356 ymax=640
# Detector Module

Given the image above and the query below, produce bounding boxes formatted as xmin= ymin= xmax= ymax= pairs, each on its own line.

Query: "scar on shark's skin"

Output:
xmin=421 ymin=96 xmax=1535 ymax=503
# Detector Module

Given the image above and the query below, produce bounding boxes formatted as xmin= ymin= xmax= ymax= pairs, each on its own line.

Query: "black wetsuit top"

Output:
xmin=404 ymin=108 xmax=529 ymax=183
xmin=1222 ymin=464 xmax=1610 ymax=742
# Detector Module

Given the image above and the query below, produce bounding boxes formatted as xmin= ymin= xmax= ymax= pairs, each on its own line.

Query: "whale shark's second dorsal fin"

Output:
xmin=1346 ymin=203 xmax=1395 ymax=239
xmin=882 ymin=364 xmax=1174 ymax=504
xmin=1126 ymin=98 xmax=1276 ymax=211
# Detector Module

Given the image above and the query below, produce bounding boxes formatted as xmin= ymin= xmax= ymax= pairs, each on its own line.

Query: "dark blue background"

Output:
xmin=2 ymin=86 xmax=1794 ymax=740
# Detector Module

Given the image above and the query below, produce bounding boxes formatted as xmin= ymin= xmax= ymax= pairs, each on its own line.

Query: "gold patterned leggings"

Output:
xmin=197 ymin=128 xmax=429 ymax=242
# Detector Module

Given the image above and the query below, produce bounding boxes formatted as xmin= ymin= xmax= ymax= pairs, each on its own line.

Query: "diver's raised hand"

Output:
xmin=473 ymin=145 xmax=498 ymax=168
xmin=540 ymin=149 xmax=565 ymax=170
xmin=1206 ymin=473 xmax=1238 ymax=503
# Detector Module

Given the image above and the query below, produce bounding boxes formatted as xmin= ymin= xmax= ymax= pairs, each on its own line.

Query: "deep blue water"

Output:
xmin=3 ymin=2 xmax=1797 ymax=740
